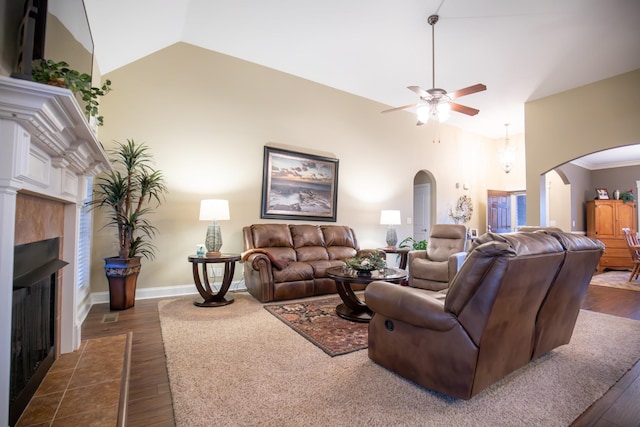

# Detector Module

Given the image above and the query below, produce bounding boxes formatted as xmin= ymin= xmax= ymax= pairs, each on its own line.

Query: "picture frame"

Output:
xmin=261 ymin=146 xmax=339 ymax=221
xmin=469 ymin=228 xmax=478 ymax=238
xmin=596 ymin=188 xmax=610 ymax=200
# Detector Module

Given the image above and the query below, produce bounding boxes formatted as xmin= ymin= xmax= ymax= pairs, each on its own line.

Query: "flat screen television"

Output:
xmin=13 ymin=0 xmax=93 ymax=82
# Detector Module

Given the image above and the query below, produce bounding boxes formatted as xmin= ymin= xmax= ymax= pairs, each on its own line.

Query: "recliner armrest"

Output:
xmin=241 ymin=249 xmax=289 ymax=269
xmin=365 ymin=281 xmax=458 ymax=331
xmin=408 ymin=249 xmax=429 ymax=263
xmin=448 ymin=251 xmax=468 ymax=281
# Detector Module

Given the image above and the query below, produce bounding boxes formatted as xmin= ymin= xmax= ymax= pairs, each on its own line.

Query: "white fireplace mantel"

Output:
xmin=0 ymin=75 xmax=111 ymax=427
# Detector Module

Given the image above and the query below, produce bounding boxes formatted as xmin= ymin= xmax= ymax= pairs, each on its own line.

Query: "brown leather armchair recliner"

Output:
xmin=407 ymin=224 xmax=467 ymax=291
xmin=365 ymin=231 xmax=603 ymax=400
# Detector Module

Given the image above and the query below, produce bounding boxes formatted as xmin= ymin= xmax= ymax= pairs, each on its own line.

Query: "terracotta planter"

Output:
xmin=104 ymin=257 xmax=141 ymax=310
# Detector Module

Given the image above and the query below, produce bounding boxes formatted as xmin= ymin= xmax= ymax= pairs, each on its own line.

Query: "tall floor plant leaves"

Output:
xmin=90 ymin=139 xmax=168 ymax=259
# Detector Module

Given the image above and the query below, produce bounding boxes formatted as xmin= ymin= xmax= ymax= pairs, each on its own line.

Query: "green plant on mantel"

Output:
xmin=399 ymin=237 xmax=428 ymax=250
xmin=31 ymin=59 xmax=112 ymax=126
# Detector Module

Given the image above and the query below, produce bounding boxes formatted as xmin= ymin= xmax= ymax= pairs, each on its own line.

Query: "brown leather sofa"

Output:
xmin=365 ymin=231 xmax=603 ymax=400
xmin=242 ymin=224 xmax=364 ymax=302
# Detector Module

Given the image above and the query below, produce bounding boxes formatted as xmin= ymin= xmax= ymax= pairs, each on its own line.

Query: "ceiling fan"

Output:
xmin=382 ymin=14 xmax=486 ymax=125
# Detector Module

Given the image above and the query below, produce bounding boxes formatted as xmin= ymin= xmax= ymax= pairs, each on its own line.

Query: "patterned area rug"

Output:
xmin=590 ymin=270 xmax=640 ymax=291
xmin=263 ymin=271 xmax=639 ymax=357
xmin=264 ymin=296 xmax=367 ymax=356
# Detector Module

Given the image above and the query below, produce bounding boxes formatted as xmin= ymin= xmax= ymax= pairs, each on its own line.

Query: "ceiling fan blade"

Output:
xmin=448 ymin=84 xmax=487 ymax=99
xmin=407 ymin=86 xmax=429 ymax=97
xmin=381 ymin=103 xmax=419 ymax=114
xmin=450 ymin=102 xmax=480 ymax=116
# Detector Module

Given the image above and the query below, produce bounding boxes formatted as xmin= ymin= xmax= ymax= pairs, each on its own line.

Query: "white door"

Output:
xmin=413 ymin=183 xmax=431 ymax=242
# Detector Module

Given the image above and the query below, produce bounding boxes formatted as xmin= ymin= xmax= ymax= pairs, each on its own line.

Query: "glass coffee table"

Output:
xmin=326 ymin=266 xmax=407 ymax=322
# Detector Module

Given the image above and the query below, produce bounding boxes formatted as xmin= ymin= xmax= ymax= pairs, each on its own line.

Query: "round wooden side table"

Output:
xmin=188 ymin=253 xmax=240 ymax=307
xmin=379 ymin=247 xmax=410 ymax=270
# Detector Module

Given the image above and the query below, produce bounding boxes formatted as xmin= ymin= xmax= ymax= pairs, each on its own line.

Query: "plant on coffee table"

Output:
xmin=345 ymin=250 xmax=386 ymax=272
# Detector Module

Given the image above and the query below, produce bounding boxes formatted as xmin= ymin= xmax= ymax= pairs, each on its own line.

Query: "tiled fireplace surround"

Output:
xmin=0 ymin=76 xmax=110 ymax=426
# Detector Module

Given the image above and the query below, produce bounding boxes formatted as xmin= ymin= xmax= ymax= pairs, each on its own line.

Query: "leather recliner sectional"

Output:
xmin=365 ymin=230 xmax=604 ymax=400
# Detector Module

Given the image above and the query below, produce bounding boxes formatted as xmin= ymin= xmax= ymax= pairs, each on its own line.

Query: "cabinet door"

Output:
xmin=594 ymin=201 xmax=616 ymax=239
xmin=615 ymin=202 xmax=637 ymax=237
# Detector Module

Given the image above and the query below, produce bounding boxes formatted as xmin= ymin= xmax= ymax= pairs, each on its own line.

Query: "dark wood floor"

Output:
xmin=81 ymin=285 xmax=640 ymax=427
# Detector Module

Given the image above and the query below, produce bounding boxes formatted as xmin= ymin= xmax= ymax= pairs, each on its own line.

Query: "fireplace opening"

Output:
xmin=10 ymin=238 xmax=68 ymax=426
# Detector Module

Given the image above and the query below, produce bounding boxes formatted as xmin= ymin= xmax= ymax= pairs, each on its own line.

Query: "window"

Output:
xmin=77 ymin=176 xmax=93 ymax=289
xmin=515 ymin=193 xmax=527 ymax=228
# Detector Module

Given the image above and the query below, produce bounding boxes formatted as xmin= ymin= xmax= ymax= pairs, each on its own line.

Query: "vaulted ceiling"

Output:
xmin=83 ymin=0 xmax=640 ymax=143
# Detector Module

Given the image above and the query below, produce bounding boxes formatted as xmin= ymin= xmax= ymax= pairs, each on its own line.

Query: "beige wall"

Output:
xmin=525 ymin=69 xmax=640 ymax=225
xmin=91 ymin=42 xmax=499 ymax=291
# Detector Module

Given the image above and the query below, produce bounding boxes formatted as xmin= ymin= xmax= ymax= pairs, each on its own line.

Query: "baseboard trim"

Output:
xmin=90 ymin=280 xmax=247 ymax=305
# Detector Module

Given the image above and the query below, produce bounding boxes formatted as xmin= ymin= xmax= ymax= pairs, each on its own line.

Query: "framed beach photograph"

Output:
xmin=596 ymin=188 xmax=609 ymax=200
xmin=261 ymin=146 xmax=339 ymax=221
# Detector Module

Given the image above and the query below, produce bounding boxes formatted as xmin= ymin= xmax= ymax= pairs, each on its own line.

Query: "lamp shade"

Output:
xmin=199 ymin=199 xmax=230 ymax=221
xmin=380 ymin=210 xmax=401 ymax=225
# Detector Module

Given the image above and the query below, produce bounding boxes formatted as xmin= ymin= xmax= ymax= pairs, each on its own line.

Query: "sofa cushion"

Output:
xmin=290 ymin=225 xmax=326 ymax=248
xmin=272 ymin=261 xmax=314 ymax=283
xmin=427 ymin=238 xmax=463 ymax=262
xmin=251 ymin=224 xmax=293 ymax=248
xmin=306 ymin=259 xmax=344 ymax=278
xmin=411 ymin=258 xmax=449 ymax=282
xmin=327 ymin=246 xmax=358 ymax=260
xmin=296 ymin=246 xmax=329 ymax=262
xmin=426 ymin=225 xmax=468 ymax=262
xmin=263 ymin=247 xmax=297 ymax=264
xmin=321 ymin=225 xmax=356 ymax=248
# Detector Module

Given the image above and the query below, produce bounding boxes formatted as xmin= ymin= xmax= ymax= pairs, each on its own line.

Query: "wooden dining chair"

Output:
xmin=622 ymin=228 xmax=640 ymax=281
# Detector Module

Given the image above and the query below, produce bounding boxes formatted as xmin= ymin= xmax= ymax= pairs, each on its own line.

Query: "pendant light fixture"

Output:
xmin=500 ymin=123 xmax=515 ymax=174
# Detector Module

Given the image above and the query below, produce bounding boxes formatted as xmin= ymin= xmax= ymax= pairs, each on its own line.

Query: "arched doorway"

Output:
xmin=544 ymin=169 xmax=572 ymax=231
xmin=412 ymin=170 xmax=436 ymax=242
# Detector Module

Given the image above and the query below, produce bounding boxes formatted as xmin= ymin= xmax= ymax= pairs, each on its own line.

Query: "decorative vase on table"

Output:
xmin=614 ymin=189 xmax=620 ymax=200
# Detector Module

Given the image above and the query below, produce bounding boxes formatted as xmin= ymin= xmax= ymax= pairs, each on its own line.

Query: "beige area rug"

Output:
xmin=159 ymin=293 xmax=640 ymax=427
xmin=590 ymin=270 xmax=640 ymax=291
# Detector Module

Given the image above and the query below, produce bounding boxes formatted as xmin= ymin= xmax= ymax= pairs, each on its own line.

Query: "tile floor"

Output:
xmin=16 ymin=334 xmax=128 ymax=427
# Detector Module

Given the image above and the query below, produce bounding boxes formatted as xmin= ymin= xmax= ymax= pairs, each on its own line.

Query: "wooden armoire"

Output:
xmin=586 ymin=200 xmax=637 ymax=271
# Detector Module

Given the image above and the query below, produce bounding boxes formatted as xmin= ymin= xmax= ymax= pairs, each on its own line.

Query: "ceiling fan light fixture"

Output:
xmin=435 ymin=99 xmax=451 ymax=122
xmin=416 ymin=104 xmax=430 ymax=123
xmin=381 ymin=14 xmax=486 ymax=125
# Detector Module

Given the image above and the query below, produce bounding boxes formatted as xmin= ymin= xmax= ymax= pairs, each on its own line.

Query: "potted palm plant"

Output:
xmin=89 ymin=139 xmax=168 ymax=310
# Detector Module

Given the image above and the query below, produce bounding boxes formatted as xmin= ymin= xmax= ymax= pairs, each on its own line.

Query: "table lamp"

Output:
xmin=380 ymin=210 xmax=401 ymax=248
xmin=199 ymin=199 xmax=230 ymax=256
